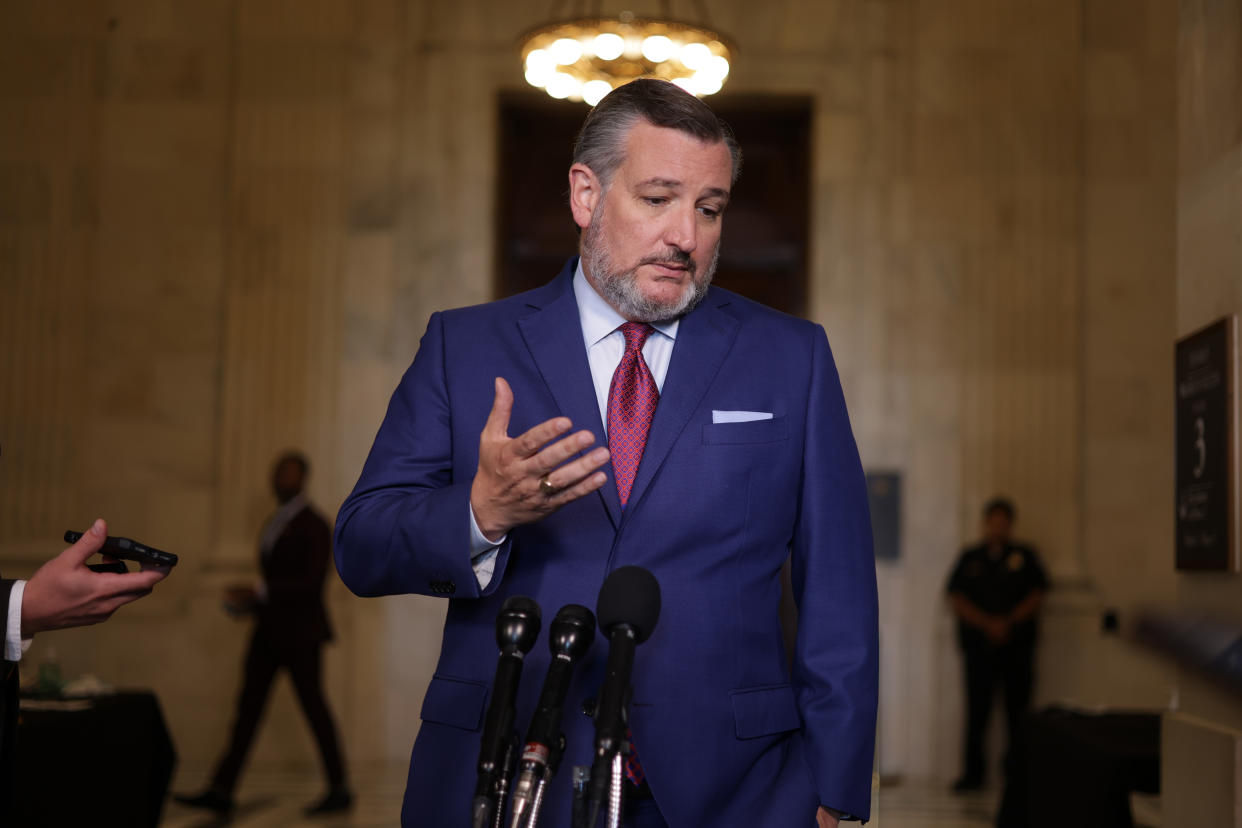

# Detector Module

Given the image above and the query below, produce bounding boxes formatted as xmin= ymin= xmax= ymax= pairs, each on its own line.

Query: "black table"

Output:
xmin=13 ymin=691 xmax=176 ymax=827
xmin=1000 ymin=706 xmax=1160 ymax=828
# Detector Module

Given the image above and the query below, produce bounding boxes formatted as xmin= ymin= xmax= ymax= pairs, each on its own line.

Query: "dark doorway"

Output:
xmin=496 ymin=91 xmax=812 ymax=318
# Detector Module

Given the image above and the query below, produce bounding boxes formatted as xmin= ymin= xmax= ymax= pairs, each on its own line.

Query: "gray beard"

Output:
xmin=581 ymin=205 xmax=719 ymax=324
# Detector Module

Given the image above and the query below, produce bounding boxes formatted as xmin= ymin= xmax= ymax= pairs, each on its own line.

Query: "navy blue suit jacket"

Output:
xmin=335 ymin=260 xmax=878 ymax=826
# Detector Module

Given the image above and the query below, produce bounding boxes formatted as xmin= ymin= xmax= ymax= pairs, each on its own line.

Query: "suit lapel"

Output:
xmin=624 ymin=293 xmax=739 ymax=517
xmin=518 ymin=267 xmax=622 ymax=528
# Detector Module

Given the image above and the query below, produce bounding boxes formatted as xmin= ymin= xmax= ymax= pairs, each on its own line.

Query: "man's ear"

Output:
xmin=568 ymin=163 xmax=601 ymax=230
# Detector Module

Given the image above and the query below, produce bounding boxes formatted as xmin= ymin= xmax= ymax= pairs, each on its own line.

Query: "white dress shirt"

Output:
xmin=6 ymin=580 xmax=31 ymax=661
xmin=469 ymin=262 xmax=679 ymax=588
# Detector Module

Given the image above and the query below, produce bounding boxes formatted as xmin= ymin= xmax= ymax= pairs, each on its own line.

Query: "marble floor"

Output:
xmin=160 ymin=764 xmax=1003 ymax=827
xmin=876 ymin=784 xmax=997 ymax=828
xmin=162 ymin=762 xmax=406 ymax=828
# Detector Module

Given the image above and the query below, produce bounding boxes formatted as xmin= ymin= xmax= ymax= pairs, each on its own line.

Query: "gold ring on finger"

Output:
xmin=539 ymin=475 xmax=557 ymax=496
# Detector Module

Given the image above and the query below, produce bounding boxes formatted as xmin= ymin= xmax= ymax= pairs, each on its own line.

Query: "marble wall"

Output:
xmin=0 ymin=0 xmax=1183 ymax=785
xmin=1165 ymin=0 xmax=1242 ymax=823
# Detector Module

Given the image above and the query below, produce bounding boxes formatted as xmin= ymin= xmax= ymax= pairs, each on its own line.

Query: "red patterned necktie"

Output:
xmin=606 ymin=322 xmax=657 ymax=787
xmin=625 ymin=730 xmax=645 ymax=786
xmin=607 ymin=322 xmax=659 ymax=508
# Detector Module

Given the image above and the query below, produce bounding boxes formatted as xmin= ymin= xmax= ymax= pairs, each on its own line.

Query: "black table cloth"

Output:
xmin=1000 ymin=706 xmax=1159 ymax=828
xmin=13 ymin=691 xmax=176 ymax=827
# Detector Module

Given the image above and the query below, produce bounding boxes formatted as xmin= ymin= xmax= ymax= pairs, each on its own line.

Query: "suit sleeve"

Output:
xmin=1 ymin=578 xmax=15 ymax=701
xmin=265 ymin=515 xmax=331 ymax=599
xmin=334 ymin=312 xmax=511 ymax=600
xmin=0 ymin=579 xmax=15 ymax=800
xmin=0 ymin=580 xmax=13 ymax=664
xmin=790 ymin=326 xmax=879 ymax=821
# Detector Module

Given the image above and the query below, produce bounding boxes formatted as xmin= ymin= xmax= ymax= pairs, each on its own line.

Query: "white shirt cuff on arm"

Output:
xmin=6 ymin=580 xmax=33 ymax=661
xmin=469 ymin=505 xmax=505 ymax=590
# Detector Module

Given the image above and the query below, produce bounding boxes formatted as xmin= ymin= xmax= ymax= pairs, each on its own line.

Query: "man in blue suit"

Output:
xmin=336 ymin=79 xmax=878 ymax=827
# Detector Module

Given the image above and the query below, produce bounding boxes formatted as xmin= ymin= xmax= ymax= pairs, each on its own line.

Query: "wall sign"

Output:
xmin=1176 ymin=316 xmax=1240 ymax=572
xmin=866 ymin=470 xmax=901 ymax=561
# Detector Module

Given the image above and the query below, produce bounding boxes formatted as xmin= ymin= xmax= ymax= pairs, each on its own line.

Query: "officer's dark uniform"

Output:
xmin=946 ymin=542 xmax=1048 ymax=785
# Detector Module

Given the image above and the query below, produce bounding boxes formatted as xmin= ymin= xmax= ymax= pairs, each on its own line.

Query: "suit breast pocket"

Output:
xmin=702 ymin=414 xmax=789 ymax=445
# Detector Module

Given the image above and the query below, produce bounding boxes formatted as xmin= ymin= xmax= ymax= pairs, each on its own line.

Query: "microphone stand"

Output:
xmin=584 ymin=566 xmax=661 ymax=828
xmin=571 ymin=766 xmax=590 ymax=828
xmin=492 ymin=733 xmax=519 ymax=828
xmin=522 ymin=732 xmax=566 ymax=828
xmin=581 ymin=738 xmax=628 ymax=828
xmin=472 ymin=596 xmax=541 ymax=828
xmin=607 ymin=752 xmax=624 ymax=828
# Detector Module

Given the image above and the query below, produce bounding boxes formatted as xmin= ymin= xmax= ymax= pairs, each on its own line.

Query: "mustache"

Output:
xmin=639 ymin=249 xmax=695 ymax=272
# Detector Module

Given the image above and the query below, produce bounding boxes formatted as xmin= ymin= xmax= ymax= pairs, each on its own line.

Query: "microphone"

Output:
xmin=472 ymin=595 xmax=542 ymax=828
xmin=508 ymin=604 xmax=596 ymax=828
xmin=585 ymin=566 xmax=661 ymax=828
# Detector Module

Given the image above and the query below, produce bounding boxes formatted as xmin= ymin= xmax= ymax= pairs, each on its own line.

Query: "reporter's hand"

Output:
xmin=21 ymin=518 xmax=170 ymax=636
xmin=816 ymin=807 xmax=839 ymax=828
xmin=470 ymin=377 xmax=610 ymax=540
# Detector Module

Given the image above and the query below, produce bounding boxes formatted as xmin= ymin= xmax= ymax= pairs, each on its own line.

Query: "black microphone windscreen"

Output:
xmin=549 ymin=603 xmax=596 ymax=659
xmin=596 ymin=566 xmax=661 ymax=643
xmin=497 ymin=595 xmax=542 ymax=653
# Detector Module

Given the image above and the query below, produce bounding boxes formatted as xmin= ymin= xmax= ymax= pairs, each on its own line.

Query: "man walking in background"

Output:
xmin=947 ymin=496 xmax=1049 ymax=792
xmin=176 ymin=451 xmax=351 ymax=817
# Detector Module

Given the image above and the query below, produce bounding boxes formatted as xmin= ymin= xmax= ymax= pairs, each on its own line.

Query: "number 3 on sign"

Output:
xmin=1194 ymin=416 xmax=1206 ymax=479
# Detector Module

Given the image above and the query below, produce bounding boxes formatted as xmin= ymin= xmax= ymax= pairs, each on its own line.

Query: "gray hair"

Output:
xmin=571 ymin=78 xmax=742 ymax=187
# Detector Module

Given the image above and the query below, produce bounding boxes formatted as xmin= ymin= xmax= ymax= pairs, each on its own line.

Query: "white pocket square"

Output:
xmin=712 ymin=410 xmax=774 ymax=424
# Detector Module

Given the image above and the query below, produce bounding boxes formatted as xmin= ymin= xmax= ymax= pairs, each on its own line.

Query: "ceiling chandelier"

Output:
xmin=518 ymin=5 xmax=734 ymax=106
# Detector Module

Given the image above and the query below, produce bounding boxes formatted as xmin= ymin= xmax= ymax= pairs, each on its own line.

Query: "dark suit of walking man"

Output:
xmin=336 ymin=80 xmax=878 ymax=827
xmin=177 ymin=452 xmax=351 ymax=816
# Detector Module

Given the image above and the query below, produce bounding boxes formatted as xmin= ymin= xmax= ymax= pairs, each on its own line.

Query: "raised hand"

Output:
xmin=469 ymin=377 xmax=610 ymax=541
xmin=21 ymin=518 xmax=170 ymax=636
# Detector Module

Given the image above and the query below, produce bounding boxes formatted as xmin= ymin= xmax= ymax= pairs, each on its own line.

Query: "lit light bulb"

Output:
xmin=549 ymin=37 xmax=583 ymax=65
xmin=545 ymin=72 xmax=581 ymax=99
xmin=702 ymin=54 xmax=730 ymax=80
xmin=690 ymin=71 xmax=723 ymax=96
xmin=641 ymin=35 xmax=674 ymax=63
xmin=591 ymin=33 xmax=624 ymax=61
xmin=582 ymin=80 xmax=613 ymax=106
xmin=524 ymin=49 xmax=555 ymax=87
xmin=679 ymin=42 xmax=711 ymax=70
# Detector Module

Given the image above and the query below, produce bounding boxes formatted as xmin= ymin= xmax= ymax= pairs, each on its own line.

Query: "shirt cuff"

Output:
xmin=6 ymin=580 xmax=33 ymax=661
xmin=469 ymin=505 xmax=505 ymax=590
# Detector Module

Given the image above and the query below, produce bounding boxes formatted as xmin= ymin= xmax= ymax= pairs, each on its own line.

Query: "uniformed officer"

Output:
xmin=946 ymin=497 xmax=1049 ymax=792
